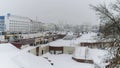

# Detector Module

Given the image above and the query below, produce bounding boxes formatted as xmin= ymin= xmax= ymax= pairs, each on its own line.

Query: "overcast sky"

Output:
xmin=0 ymin=0 xmax=115 ymax=25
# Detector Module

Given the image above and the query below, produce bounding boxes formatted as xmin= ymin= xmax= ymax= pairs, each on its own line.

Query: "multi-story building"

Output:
xmin=0 ymin=16 xmax=5 ymax=32
xmin=30 ymin=20 xmax=43 ymax=33
xmin=0 ymin=13 xmax=43 ymax=34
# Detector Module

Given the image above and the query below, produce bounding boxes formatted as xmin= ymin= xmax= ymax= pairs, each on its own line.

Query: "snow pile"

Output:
xmin=0 ymin=43 xmax=52 ymax=68
xmin=89 ymin=49 xmax=109 ymax=67
xmin=73 ymin=47 xmax=109 ymax=67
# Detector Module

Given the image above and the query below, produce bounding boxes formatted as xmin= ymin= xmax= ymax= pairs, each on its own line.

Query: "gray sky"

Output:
xmin=0 ymin=0 xmax=115 ymax=25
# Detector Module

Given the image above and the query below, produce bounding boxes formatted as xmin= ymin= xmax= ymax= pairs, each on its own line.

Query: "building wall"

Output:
xmin=38 ymin=46 xmax=49 ymax=56
xmin=0 ymin=13 xmax=43 ymax=34
xmin=5 ymin=14 xmax=30 ymax=33
xmin=63 ymin=46 xmax=75 ymax=54
xmin=0 ymin=35 xmax=5 ymax=41
xmin=29 ymin=46 xmax=49 ymax=56
xmin=30 ymin=21 xmax=42 ymax=33
xmin=23 ymin=45 xmax=75 ymax=56
xmin=0 ymin=16 xmax=5 ymax=32
xmin=29 ymin=48 xmax=37 ymax=55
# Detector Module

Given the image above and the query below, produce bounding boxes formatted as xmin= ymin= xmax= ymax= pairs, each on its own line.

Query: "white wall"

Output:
xmin=0 ymin=35 xmax=5 ymax=41
xmin=63 ymin=46 xmax=75 ymax=54
xmin=4 ymin=14 xmax=43 ymax=33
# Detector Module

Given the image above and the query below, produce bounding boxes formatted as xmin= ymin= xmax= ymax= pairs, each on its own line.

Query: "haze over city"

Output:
xmin=0 ymin=0 xmax=120 ymax=68
xmin=0 ymin=0 xmax=114 ymax=25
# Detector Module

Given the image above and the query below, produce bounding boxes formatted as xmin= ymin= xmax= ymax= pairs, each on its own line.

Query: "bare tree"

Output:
xmin=90 ymin=0 xmax=120 ymax=68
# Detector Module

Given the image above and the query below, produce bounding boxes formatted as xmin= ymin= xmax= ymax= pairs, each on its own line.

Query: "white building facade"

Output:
xmin=1 ymin=13 xmax=43 ymax=34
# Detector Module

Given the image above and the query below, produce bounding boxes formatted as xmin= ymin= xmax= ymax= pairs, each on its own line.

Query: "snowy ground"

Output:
xmin=40 ymin=53 xmax=95 ymax=68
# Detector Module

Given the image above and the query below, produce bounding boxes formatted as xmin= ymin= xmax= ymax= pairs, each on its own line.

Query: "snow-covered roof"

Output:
xmin=63 ymin=35 xmax=77 ymax=40
xmin=0 ymin=43 xmax=19 ymax=52
xmin=74 ymin=32 xmax=98 ymax=44
xmin=48 ymin=39 xmax=75 ymax=47
xmin=0 ymin=43 xmax=20 ymax=68
xmin=48 ymin=32 xmax=98 ymax=47
xmin=0 ymin=43 xmax=52 ymax=68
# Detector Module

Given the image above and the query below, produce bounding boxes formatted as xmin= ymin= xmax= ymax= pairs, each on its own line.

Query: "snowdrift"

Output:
xmin=73 ymin=47 xmax=109 ymax=67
